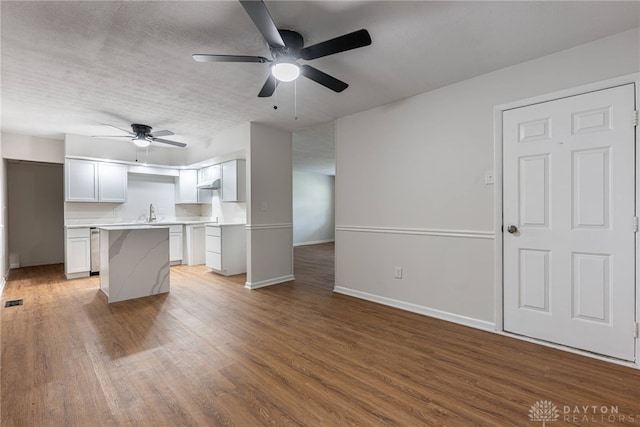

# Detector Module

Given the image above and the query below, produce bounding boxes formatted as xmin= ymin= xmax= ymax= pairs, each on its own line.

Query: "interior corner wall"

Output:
xmin=335 ymin=28 xmax=640 ymax=327
xmin=245 ymin=122 xmax=293 ymax=289
xmin=293 ymin=170 xmax=335 ymax=246
xmin=0 ymin=141 xmax=7 ymax=288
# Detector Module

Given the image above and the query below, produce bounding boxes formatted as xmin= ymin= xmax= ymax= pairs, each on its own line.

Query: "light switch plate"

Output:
xmin=484 ymin=171 xmax=495 ymax=185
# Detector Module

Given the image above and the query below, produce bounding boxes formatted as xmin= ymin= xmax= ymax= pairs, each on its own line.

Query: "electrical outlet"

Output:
xmin=260 ymin=202 xmax=268 ymax=212
xmin=394 ymin=266 xmax=403 ymax=279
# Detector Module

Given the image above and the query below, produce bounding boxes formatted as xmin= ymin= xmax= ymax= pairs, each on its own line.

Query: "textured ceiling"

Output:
xmin=1 ymin=1 xmax=639 ymax=174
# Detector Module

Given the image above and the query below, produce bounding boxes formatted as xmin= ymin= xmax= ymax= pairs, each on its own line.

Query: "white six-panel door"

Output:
xmin=503 ymin=84 xmax=636 ymax=361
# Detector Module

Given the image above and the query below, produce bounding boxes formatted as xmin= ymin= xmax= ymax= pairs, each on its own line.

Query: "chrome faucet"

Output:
xmin=148 ymin=203 xmax=157 ymax=222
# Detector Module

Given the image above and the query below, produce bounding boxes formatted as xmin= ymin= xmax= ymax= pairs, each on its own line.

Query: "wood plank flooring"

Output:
xmin=293 ymin=243 xmax=334 ymax=290
xmin=2 ymin=248 xmax=640 ymax=426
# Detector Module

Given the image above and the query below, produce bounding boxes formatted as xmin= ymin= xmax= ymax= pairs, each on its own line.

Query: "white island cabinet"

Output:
xmin=99 ymin=225 xmax=170 ymax=303
xmin=206 ymin=224 xmax=246 ymax=276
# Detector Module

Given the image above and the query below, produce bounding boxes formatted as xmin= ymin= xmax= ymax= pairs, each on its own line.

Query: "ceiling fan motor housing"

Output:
xmin=131 ymin=124 xmax=152 ymax=135
xmin=270 ymin=30 xmax=304 ymax=59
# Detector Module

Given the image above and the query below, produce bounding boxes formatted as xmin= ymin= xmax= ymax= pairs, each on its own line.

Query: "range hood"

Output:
xmin=196 ymin=178 xmax=220 ymax=190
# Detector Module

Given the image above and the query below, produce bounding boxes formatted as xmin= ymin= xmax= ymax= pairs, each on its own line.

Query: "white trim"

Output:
xmin=245 ymin=223 xmax=293 ymax=230
xmin=496 ymin=331 xmax=637 ymax=369
xmin=493 ymin=73 xmax=640 ymax=368
xmin=496 ymin=73 xmax=640 ymax=112
xmin=334 ymin=286 xmax=495 ymax=332
xmin=335 ymin=225 xmax=494 ymax=240
xmin=245 ymin=274 xmax=295 ymax=289
xmin=293 ymin=239 xmax=335 ymax=247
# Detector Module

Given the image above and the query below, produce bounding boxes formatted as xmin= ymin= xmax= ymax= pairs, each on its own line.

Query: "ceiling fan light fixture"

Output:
xmin=133 ymin=134 xmax=151 ymax=147
xmin=271 ymin=60 xmax=300 ymax=82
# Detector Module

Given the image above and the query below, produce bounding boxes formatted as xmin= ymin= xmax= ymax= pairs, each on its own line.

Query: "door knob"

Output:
xmin=507 ymin=225 xmax=518 ymax=234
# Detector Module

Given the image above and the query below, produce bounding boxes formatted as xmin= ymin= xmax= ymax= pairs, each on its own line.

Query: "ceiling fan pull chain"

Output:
xmin=273 ymin=82 xmax=278 ymax=110
xmin=294 ymin=79 xmax=298 ymax=121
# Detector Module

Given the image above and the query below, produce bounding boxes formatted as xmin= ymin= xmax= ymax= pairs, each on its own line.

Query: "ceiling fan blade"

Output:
xmin=239 ymin=0 xmax=285 ymax=48
xmin=149 ymin=129 xmax=174 ymax=138
xmin=102 ymin=123 xmax=134 ymax=135
xmin=300 ymin=65 xmax=348 ymax=93
xmin=151 ymin=137 xmax=187 ymax=148
xmin=258 ymin=74 xmax=278 ymax=97
xmin=300 ymin=29 xmax=371 ymax=60
xmin=192 ymin=54 xmax=270 ymax=63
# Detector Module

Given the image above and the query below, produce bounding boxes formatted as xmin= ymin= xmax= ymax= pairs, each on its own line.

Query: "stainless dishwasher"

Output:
xmin=90 ymin=228 xmax=100 ymax=275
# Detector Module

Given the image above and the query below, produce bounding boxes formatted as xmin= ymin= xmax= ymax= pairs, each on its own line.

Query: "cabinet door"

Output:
xmin=98 ymin=162 xmax=127 ymax=202
xmin=65 ymin=159 xmax=98 ymax=202
xmin=192 ymin=226 xmax=206 ymax=265
xmin=221 ymin=160 xmax=246 ymax=202
xmin=66 ymin=237 xmax=90 ymax=273
xmin=206 ymin=251 xmax=222 ymax=270
xmin=169 ymin=232 xmax=183 ymax=262
xmin=176 ymin=170 xmax=198 ymax=204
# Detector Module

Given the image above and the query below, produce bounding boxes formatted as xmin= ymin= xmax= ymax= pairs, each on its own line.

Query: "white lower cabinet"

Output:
xmin=205 ymin=224 xmax=246 ymax=276
xmin=184 ymin=225 xmax=205 ymax=266
xmin=168 ymin=225 xmax=183 ymax=264
xmin=65 ymin=227 xmax=91 ymax=279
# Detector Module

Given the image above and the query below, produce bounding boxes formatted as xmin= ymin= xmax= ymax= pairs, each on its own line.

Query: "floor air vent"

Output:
xmin=5 ymin=299 xmax=23 ymax=307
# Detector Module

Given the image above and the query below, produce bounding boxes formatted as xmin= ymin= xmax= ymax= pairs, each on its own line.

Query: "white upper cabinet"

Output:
xmin=176 ymin=169 xmax=213 ymax=204
xmin=221 ymin=159 xmax=246 ymax=202
xmin=98 ymin=162 xmax=128 ymax=202
xmin=198 ymin=164 xmax=221 ymax=184
xmin=65 ymin=159 xmax=127 ymax=202
xmin=65 ymin=159 xmax=98 ymax=202
xmin=175 ymin=169 xmax=198 ymax=204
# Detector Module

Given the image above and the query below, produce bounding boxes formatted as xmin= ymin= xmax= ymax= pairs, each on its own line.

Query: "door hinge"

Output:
xmin=634 ymin=217 xmax=639 ymax=232
xmin=635 ymin=322 xmax=639 ymax=338
xmin=634 ymin=110 xmax=639 ymax=127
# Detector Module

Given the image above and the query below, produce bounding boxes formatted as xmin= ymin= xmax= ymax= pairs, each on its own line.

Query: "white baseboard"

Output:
xmin=245 ymin=274 xmax=295 ymax=290
xmin=333 ymin=286 xmax=495 ymax=332
xmin=293 ymin=239 xmax=335 ymax=247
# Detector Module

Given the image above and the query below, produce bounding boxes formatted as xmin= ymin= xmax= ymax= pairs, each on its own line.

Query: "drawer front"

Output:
xmin=67 ymin=228 xmax=90 ymax=238
xmin=168 ymin=224 xmax=183 ymax=234
xmin=206 ymin=235 xmax=221 ymax=253
xmin=206 ymin=251 xmax=221 ymax=270
xmin=206 ymin=226 xmax=221 ymax=237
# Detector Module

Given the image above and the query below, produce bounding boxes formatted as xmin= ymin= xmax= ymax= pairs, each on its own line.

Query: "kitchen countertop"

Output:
xmin=65 ymin=220 xmax=218 ymax=229
xmin=98 ymin=224 xmax=171 ymax=230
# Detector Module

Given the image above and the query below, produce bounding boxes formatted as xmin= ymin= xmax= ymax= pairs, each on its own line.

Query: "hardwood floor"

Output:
xmin=293 ymin=243 xmax=334 ymax=290
xmin=2 ymin=252 xmax=640 ymax=426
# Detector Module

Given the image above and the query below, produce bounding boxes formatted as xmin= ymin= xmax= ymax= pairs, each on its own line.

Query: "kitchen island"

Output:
xmin=99 ymin=225 xmax=170 ymax=303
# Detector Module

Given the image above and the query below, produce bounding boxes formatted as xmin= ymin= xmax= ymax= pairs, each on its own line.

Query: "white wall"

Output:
xmin=0 ymin=150 xmax=7 ymax=287
xmin=65 ymin=134 xmax=188 ymax=166
xmin=246 ymin=123 xmax=293 ymax=289
xmin=293 ymin=171 xmax=334 ymax=246
xmin=7 ymin=161 xmax=64 ymax=267
xmin=1 ymin=132 xmax=64 ymax=164
xmin=335 ymin=28 xmax=640 ymax=327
